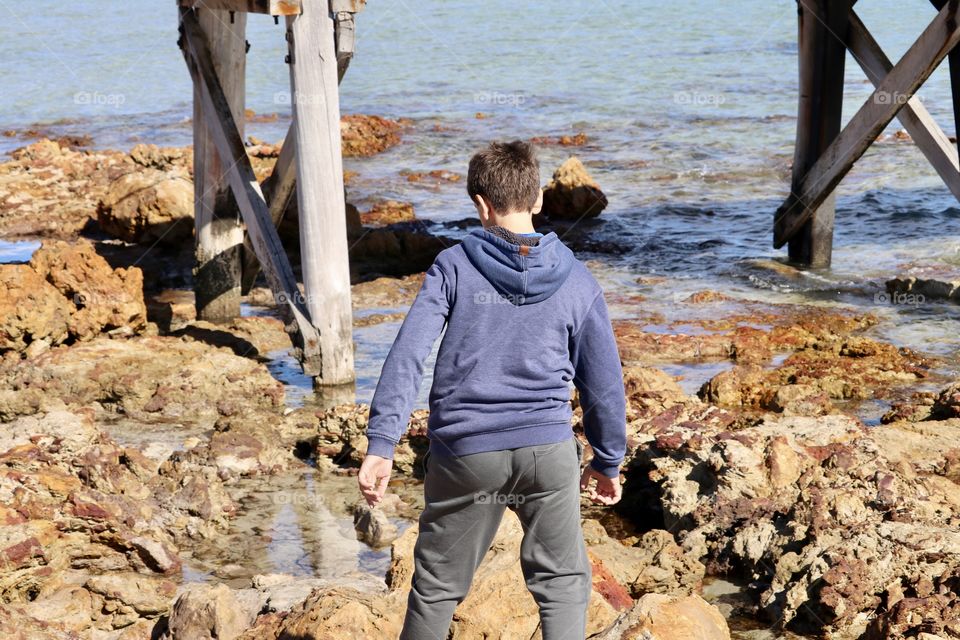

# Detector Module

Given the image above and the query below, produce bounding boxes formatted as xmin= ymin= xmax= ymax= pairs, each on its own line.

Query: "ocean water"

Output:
xmin=2 ymin=1 xmax=960 ymax=361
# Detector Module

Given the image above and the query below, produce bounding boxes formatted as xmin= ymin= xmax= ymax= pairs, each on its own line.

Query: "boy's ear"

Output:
xmin=531 ymin=189 xmax=543 ymax=215
xmin=473 ymin=194 xmax=491 ymax=223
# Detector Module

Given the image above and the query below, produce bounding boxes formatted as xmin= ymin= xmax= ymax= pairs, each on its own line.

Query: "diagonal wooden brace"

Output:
xmin=847 ymin=9 xmax=960 ymax=201
xmin=179 ymin=6 xmax=322 ymax=375
xmin=775 ymin=0 xmax=960 ymax=248
xmin=241 ymin=120 xmax=298 ymax=294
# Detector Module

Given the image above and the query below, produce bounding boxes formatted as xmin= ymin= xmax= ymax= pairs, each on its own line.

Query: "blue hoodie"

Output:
xmin=364 ymin=226 xmax=627 ymax=477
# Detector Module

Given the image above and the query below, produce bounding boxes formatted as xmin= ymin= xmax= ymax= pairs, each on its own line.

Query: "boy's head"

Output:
xmin=467 ymin=140 xmax=542 ymax=223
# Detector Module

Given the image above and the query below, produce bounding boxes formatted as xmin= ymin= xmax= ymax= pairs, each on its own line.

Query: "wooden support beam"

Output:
xmin=240 ymin=2 xmax=358 ymax=294
xmin=775 ymin=0 xmax=960 ymax=249
xmin=180 ymin=6 xmax=322 ymax=373
xmin=286 ymin=3 xmax=355 ymax=385
xmin=847 ymin=9 xmax=960 ymax=201
xmin=193 ymin=7 xmax=246 ymax=323
xmin=783 ymin=0 xmax=852 ymax=267
xmin=178 ymin=0 xmax=301 ymax=16
xmin=241 ymin=121 xmax=298 ymax=294
xmin=932 ymin=0 xmax=960 ymax=163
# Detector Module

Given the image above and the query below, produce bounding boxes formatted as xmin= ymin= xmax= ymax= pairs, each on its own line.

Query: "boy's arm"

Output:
xmin=570 ymin=291 xmax=627 ymax=478
xmin=365 ymin=258 xmax=452 ymax=459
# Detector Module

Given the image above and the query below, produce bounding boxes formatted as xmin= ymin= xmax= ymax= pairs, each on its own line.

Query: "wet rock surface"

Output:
xmin=340 ymin=115 xmax=405 ymax=157
xmin=625 ymin=405 xmax=960 ymax=637
xmin=541 ymin=156 xmax=609 ymax=220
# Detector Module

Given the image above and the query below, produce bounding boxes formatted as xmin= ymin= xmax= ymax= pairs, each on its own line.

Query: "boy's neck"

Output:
xmin=483 ymin=212 xmax=536 ymax=235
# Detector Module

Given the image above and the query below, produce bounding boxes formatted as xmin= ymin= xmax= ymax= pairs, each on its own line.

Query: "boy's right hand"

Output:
xmin=358 ymin=455 xmax=393 ymax=507
xmin=579 ymin=466 xmax=622 ymax=505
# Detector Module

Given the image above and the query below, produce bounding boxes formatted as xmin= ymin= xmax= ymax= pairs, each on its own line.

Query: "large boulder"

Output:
xmin=540 ymin=157 xmax=608 ymax=220
xmin=0 ymin=334 xmax=283 ymax=422
xmin=29 ymin=239 xmax=146 ymax=340
xmin=0 ymin=264 xmax=72 ymax=351
xmin=97 ymin=167 xmax=194 ymax=245
xmin=0 ymin=239 xmax=146 ymax=353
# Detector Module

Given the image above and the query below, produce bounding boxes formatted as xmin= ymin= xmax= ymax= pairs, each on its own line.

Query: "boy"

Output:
xmin=358 ymin=140 xmax=627 ymax=639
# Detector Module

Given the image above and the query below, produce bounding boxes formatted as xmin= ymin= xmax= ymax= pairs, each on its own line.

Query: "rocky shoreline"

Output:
xmin=1 ymin=124 xmax=958 ymax=639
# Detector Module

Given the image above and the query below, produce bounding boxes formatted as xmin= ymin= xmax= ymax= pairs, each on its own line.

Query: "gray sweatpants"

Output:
xmin=399 ymin=436 xmax=591 ymax=640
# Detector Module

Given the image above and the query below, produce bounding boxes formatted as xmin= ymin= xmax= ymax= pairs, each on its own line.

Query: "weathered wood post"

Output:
xmin=932 ymin=0 xmax=960 ymax=156
xmin=285 ymin=0 xmax=355 ymax=386
xmin=193 ymin=7 xmax=247 ymax=321
xmin=775 ymin=1 xmax=960 ymax=264
xmin=785 ymin=0 xmax=851 ymax=268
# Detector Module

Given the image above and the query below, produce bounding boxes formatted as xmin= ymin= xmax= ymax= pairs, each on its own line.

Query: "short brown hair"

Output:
xmin=467 ymin=140 xmax=540 ymax=213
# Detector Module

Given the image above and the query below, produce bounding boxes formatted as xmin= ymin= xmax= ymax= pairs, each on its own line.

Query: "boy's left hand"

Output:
xmin=358 ymin=455 xmax=393 ymax=507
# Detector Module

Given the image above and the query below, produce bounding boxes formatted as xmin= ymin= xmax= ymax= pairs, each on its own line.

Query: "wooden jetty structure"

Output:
xmin=176 ymin=0 xmax=363 ymax=384
xmin=777 ymin=0 xmax=960 ymax=267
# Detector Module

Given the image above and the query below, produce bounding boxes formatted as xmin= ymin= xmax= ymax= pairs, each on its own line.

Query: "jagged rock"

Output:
xmin=0 ymin=264 xmax=72 ymax=351
xmin=627 ymin=412 xmax=960 ymax=636
xmin=593 ymin=593 xmax=730 ymax=640
xmin=0 ymin=335 xmax=283 ymax=421
xmin=0 ymin=603 xmax=77 ymax=639
xmin=698 ymin=336 xmax=926 ymax=414
xmin=239 ymin=510 xmax=632 ymax=639
xmin=315 ymin=402 xmax=427 ymax=474
xmin=166 ymin=583 xmax=254 ymax=640
xmin=887 ymin=271 xmax=960 ymax=303
xmin=29 ymin=239 xmax=147 ymax=340
xmin=361 ymin=200 xmax=415 ymax=226
xmin=583 ymin=520 xmax=706 ymax=597
xmin=540 ymin=157 xmax=608 ymax=220
xmin=863 ymin=571 xmax=960 ymax=639
xmin=340 ymin=115 xmax=404 ymax=157
xmin=348 ymin=227 xmax=447 ymax=278
xmin=0 ymin=139 xmax=129 ymax=238
xmin=0 ymin=239 xmax=146 ymax=353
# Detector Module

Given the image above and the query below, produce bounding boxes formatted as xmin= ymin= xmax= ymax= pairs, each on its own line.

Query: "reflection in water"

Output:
xmin=181 ymin=464 xmax=415 ymax=586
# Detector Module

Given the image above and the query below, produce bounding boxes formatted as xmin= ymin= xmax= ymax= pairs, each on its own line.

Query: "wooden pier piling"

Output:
xmin=777 ymin=0 xmax=960 ymax=267
xmin=192 ymin=8 xmax=247 ymax=321
xmin=286 ymin=2 xmax=355 ymax=384
xmin=178 ymin=0 xmax=362 ymax=384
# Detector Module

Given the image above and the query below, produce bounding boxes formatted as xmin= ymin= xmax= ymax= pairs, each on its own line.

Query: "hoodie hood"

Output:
xmin=460 ymin=227 xmax=574 ymax=305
